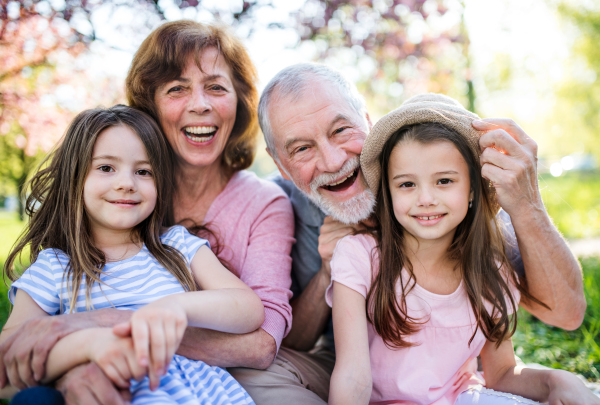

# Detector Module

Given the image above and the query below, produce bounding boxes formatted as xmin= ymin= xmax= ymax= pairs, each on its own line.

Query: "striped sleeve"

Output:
xmin=9 ymin=249 xmax=62 ymax=315
xmin=161 ymin=225 xmax=210 ymax=264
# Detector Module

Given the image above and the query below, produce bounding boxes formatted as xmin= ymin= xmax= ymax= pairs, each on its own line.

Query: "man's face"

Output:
xmin=268 ymin=81 xmax=375 ymax=224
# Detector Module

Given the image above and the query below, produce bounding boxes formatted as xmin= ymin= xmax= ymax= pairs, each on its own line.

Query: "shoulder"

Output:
xmin=331 ymin=234 xmax=378 ymax=279
xmin=334 ymin=234 xmax=378 ymax=258
xmin=327 ymin=234 xmax=377 ymax=304
xmin=231 ymin=170 xmax=290 ymax=202
xmin=32 ymin=248 xmax=69 ymax=271
xmin=161 ymin=225 xmax=209 ymax=247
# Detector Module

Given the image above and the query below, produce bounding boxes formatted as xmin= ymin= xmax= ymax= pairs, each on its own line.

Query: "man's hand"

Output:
xmin=0 ymin=309 xmax=131 ymax=389
xmin=55 ymin=363 xmax=131 ymax=405
xmin=473 ymin=118 xmax=542 ymax=218
xmin=318 ymin=216 xmax=365 ymax=277
xmin=0 ymin=316 xmax=74 ymax=388
xmin=474 ymin=118 xmax=586 ymax=330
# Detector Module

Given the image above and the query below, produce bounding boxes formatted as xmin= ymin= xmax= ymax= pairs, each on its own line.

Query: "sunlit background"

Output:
xmin=0 ymin=0 xmax=599 ymax=389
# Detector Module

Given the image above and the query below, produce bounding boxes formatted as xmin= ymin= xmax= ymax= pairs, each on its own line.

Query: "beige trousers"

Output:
xmin=228 ymin=347 xmax=336 ymax=405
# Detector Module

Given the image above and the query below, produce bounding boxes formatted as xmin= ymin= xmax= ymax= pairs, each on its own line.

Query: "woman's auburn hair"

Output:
xmin=366 ymin=122 xmax=547 ymax=349
xmin=4 ymin=105 xmax=197 ymax=313
xmin=125 ymin=20 xmax=259 ymax=173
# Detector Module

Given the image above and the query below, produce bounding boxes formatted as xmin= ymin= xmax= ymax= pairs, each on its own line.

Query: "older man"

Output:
xmin=228 ymin=63 xmax=586 ymax=404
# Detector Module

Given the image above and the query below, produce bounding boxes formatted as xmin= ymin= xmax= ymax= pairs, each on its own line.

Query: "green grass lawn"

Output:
xmin=513 ymin=256 xmax=600 ymax=381
xmin=538 ymin=171 xmax=600 ymax=239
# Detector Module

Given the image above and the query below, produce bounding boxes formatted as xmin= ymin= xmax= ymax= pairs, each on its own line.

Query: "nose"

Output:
xmin=189 ymin=87 xmax=212 ymax=115
xmin=416 ymin=185 xmax=437 ymax=207
xmin=316 ymin=139 xmax=347 ymax=174
xmin=115 ymin=171 xmax=136 ymax=193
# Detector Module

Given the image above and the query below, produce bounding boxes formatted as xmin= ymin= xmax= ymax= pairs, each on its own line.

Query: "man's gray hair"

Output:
xmin=258 ymin=63 xmax=368 ymax=161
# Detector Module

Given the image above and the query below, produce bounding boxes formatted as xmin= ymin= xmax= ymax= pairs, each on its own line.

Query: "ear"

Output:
xmin=469 ymin=190 xmax=474 ymax=202
xmin=366 ymin=112 xmax=373 ymax=130
xmin=266 ymin=147 xmax=292 ymax=181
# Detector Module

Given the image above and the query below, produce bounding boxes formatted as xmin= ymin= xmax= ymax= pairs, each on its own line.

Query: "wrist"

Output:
xmin=82 ymin=328 xmax=112 ymax=361
xmin=94 ymin=308 xmax=132 ymax=328
xmin=507 ymin=203 xmax=551 ymax=233
xmin=318 ymin=264 xmax=331 ymax=286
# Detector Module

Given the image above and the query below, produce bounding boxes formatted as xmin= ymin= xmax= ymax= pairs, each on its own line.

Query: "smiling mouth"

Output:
xmin=320 ymin=168 xmax=359 ymax=192
xmin=109 ymin=200 xmax=140 ymax=205
xmin=413 ymin=214 xmax=446 ymax=220
xmin=183 ymin=126 xmax=217 ymax=143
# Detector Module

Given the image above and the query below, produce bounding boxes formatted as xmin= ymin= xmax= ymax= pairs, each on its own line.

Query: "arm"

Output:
xmin=0 ymin=306 xmax=131 ymax=388
xmin=174 ymin=188 xmax=295 ymax=368
xmin=0 ymin=292 xmax=140 ymax=399
xmin=328 ymin=282 xmax=372 ymax=405
xmin=116 ymin=244 xmax=266 ymax=388
xmin=474 ymin=118 xmax=586 ymax=329
xmin=283 ymin=216 xmax=362 ymax=351
xmin=481 ymin=338 xmax=599 ymax=404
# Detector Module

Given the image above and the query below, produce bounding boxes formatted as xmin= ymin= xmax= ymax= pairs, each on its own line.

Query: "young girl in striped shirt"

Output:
xmin=0 ymin=105 xmax=263 ymax=404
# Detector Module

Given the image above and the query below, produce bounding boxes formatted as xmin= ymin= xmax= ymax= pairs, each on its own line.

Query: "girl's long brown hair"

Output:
xmin=366 ymin=122 xmax=546 ymax=349
xmin=4 ymin=105 xmax=197 ymax=312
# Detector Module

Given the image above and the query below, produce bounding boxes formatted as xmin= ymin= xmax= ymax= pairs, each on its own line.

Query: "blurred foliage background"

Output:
xmin=0 ymin=0 xmax=599 ymax=383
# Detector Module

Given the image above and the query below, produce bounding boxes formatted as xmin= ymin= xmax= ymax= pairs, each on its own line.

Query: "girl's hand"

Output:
xmin=87 ymin=329 xmax=146 ymax=389
xmin=113 ymin=296 xmax=187 ymax=391
xmin=547 ymin=369 xmax=600 ymax=405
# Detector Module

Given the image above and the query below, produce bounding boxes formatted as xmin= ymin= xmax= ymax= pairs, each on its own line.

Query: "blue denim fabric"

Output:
xmin=10 ymin=387 xmax=65 ymax=405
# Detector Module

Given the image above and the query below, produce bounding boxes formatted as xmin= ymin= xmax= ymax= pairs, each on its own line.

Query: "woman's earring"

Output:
xmin=469 ymin=199 xmax=473 ymax=208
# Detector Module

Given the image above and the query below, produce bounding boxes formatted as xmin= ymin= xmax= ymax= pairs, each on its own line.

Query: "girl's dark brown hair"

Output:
xmin=367 ymin=122 xmax=545 ymax=349
xmin=125 ymin=20 xmax=259 ymax=173
xmin=4 ymin=105 xmax=197 ymax=312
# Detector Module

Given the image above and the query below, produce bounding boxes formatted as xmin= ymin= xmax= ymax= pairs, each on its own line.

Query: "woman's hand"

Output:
xmin=86 ymin=329 xmax=147 ymax=390
xmin=113 ymin=296 xmax=187 ymax=391
xmin=547 ymin=369 xmax=600 ymax=405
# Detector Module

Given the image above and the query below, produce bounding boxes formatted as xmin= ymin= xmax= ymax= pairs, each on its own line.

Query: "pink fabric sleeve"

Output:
xmin=239 ymin=193 xmax=295 ymax=351
xmin=325 ymin=234 xmax=376 ymax=307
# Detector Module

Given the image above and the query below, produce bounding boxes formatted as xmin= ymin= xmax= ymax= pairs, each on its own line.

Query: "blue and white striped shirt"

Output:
xmin=10 ymin=225 xmax=207 ymax=314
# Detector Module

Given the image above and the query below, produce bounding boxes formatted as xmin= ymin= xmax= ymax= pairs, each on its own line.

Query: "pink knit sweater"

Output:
xmin=201 ymin=170 xmax=294 ymax=350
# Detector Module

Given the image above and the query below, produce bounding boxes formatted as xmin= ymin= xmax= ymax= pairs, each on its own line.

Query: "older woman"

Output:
xmin=3 ymin=20 xmax=294 ymax=405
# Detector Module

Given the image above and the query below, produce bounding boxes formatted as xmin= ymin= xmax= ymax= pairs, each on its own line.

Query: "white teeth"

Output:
xmin=326 ymin=171 xmax=355 ymax=187
xmin=417 ymin=215 xmax=443 ymax=220
xmin=185 ymin=133 xmax=214 ymax=143
xmin=184 ymin=126 xmax=217 ymax=135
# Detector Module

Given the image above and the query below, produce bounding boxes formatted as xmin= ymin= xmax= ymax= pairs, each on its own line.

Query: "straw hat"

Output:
xmin=361 ymin=93 xmax=488 ymax=199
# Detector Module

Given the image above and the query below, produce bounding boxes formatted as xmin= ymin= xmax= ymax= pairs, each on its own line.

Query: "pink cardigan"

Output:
xmin=201 ymin=170 xmax=294 ymax=350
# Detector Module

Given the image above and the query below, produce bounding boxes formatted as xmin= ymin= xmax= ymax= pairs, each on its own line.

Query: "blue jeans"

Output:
xmin=10 ymin=387 xmax=64 ymax=405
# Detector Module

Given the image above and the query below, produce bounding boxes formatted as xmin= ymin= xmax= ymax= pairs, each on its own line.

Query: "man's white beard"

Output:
xmin=303 ymin=157 xmax=376 ymax=224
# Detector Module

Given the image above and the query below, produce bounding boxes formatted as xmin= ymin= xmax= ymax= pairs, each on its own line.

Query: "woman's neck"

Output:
xmin=173 ymin=160 xmax=232 ymax=224
xmin=403 ymin=231 xmax=461 ymax=295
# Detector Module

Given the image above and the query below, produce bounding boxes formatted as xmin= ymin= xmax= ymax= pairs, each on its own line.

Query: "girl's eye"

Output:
xmin=399 ymin=182 xmax=415 ymax=188
xmin=136 ymin=169 xmax=152 ymax=176
xmin=438 ymin=178 xmax=453 ymax=185
xmin=99 ymin=165 xmax=113 ymax=173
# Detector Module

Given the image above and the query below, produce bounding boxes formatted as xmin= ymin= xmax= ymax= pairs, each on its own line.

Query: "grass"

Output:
xmin=538 ymin=171 xmax=600 ymax=239
xmin=513 ymin=256 xmax=600 ymax=381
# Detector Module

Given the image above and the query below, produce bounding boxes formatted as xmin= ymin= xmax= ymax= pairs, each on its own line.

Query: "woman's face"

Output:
xmin=155 ymin=47 xmax=238 ymax=170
